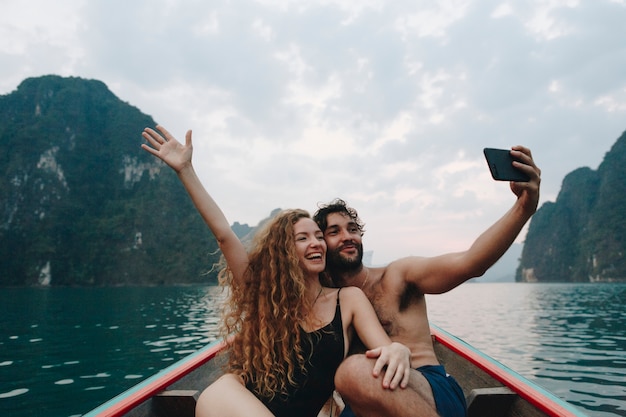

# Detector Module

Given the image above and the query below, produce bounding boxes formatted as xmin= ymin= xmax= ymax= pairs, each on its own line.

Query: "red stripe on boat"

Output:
xmin=430 ymin=325 xmax=585 ymax=417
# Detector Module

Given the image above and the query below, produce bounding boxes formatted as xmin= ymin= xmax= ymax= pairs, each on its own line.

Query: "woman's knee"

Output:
xmin=196 ymin=374 xmax=243 ymax=417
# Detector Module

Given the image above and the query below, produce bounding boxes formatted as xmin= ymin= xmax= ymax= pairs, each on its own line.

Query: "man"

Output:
xmin=313 ymin=146 xmax=541 ymax=417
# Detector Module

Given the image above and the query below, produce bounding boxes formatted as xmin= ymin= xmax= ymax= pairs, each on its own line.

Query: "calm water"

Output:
xmin=0 ymin=286 xmax=225 ymax=417
xmin=426 ymin=283 xmax=626 ymax=417
xmin=0 ymin=283 xmax=624 ymax=417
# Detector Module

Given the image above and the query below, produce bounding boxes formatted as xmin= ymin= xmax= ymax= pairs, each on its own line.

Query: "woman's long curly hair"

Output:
xmin=218 ymin=209 xmax=320 ymax=400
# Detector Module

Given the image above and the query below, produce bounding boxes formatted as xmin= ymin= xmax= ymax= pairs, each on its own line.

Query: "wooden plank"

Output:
xmin=467 ymin=387 xmax=517 ymax=417
xmin=152 ymin=390 xmax=199 ymax=417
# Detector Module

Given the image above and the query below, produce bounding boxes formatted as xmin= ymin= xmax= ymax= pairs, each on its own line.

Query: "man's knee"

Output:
xmin=335 ymin=355 xmax=377 ymax=398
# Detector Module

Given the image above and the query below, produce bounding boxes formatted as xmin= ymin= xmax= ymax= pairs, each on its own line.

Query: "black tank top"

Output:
xmin=254 ymin=289 xmax=345 ymax=417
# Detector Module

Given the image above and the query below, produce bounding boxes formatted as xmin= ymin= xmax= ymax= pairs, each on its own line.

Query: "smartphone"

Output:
xmin=483 ymin=148 xmax=530 ymax=182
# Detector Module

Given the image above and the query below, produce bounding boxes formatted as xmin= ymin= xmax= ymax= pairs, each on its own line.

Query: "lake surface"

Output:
xmin=1 ymin=283 xmax=624 ymax=417
xmin=426 ymin=283 xmax=626 ymax=417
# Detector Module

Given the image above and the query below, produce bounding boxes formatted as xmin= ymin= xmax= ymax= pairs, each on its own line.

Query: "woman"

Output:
xmin=141 ymin=125 xmax=410 ymax=417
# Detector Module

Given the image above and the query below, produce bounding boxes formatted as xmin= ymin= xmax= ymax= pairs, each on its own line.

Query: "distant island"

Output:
xmin=517 ymin=131 xmax=626 ymax=282
xmin=1 ymin=75 xmax=625 ymax=286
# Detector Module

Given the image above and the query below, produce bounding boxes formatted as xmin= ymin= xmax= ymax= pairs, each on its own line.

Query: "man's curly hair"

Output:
xmin=313 ymin=198 xmax=365 ymax=235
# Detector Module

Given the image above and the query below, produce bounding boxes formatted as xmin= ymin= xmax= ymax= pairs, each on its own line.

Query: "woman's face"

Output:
xmin=293 ymin=218 xmax=327 ymax=276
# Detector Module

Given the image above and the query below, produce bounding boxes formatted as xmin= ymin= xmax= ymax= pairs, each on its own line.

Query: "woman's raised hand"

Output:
xmin=141 ymin=125 xmax=193 ymax=173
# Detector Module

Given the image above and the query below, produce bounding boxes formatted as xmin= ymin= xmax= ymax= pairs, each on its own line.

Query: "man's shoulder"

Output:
xmin=385 ymin=256 xmax=428 ymax=271
xmin=379 ymin=256 xmax=429 ymax=286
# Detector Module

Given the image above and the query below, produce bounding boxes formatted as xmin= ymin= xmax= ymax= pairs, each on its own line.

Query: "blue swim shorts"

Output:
xmin=339 ymin=365 xmax=467 ymax=417
xmin=418 ymin=365 xmax=467 ymax=417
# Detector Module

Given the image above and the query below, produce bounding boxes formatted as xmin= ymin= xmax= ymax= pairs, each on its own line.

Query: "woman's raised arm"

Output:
xmin=141 ymin=125 xmax=249 ymax=282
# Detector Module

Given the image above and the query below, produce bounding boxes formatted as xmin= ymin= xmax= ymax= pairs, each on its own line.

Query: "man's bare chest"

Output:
xmin=365 ymin=281 xmax=425 ymax=338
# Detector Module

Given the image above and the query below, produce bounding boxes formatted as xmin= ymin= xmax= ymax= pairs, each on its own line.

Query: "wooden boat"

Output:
xmin=84 ymin=324 xmax=587 ymax=417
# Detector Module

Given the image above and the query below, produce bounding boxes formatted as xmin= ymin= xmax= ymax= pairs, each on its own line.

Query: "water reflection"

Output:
xmin=3 ymin=284 xmax=624 ymax=417
xmin=140 ymin=287 xmax=225 ymax=356
xmin=0 ymin=285 xmax=226 ymax=417
xmin=427 ymin=283 xmax=626 ymax=417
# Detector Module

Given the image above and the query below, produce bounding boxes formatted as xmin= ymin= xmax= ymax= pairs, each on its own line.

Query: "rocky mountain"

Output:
xmin=3 ymin=76 xmax=624 ymax=286
xmin=517 ymin=131 xmax=626 ymax=282
xmin=0 ymin=75 xmax=223 ymax=286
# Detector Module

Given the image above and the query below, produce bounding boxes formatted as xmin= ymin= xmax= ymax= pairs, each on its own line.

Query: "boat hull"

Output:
xmin=84 ymin=326 xmax=587 ymax=417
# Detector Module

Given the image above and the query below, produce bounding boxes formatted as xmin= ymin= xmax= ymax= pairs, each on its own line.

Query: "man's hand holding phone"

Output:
xmin=483 ymin=148 xmax=531 ymax=182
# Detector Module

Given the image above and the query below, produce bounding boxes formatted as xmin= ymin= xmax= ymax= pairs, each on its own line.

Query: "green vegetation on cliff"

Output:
xmin=0 ymin=75 xmax=222 ymax=286
xmin=517 ymin=131 xmax=626 ymax=282
xmin=3 ymin=76 xmax=623 ymax=285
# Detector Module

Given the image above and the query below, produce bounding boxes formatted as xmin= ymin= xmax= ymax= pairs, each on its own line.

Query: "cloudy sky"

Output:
xmin=2 ymin=0 xmax=625 ymax=265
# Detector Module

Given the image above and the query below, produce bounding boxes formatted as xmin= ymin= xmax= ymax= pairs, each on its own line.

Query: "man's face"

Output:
xmin=323 ymin=212 xmax=363 ymax=272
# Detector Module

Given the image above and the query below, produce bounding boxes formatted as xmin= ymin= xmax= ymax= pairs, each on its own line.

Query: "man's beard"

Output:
xmin=326 ymin=242 xmax=364 ymax=274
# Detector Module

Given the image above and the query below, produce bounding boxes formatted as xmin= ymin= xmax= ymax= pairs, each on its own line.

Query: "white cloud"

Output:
xmin=491 ymin=3 xmax=514 ymax=18
xmin=394 ymin=0 xmax=471 ymax=39
xmin=1 ymin=0 xmax=626 ymax=264
xmin=594 ymin=90 xmax=626 ymax=113
xmin=524 ymin=0 xmax=580 ymax=40
xmin=192 ymin=12 xmax=221 ymax=36
xmin=251 ymin=18 xmax=275 ymax=41
xmin=370 ymin=112 xmax=414 ymax=152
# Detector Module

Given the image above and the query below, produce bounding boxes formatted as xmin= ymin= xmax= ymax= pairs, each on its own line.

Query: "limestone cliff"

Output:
xmin=517 ymin=131 xmax=626 ymax=282
xmin=0 ymin=76 xmax=222 ymax=286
